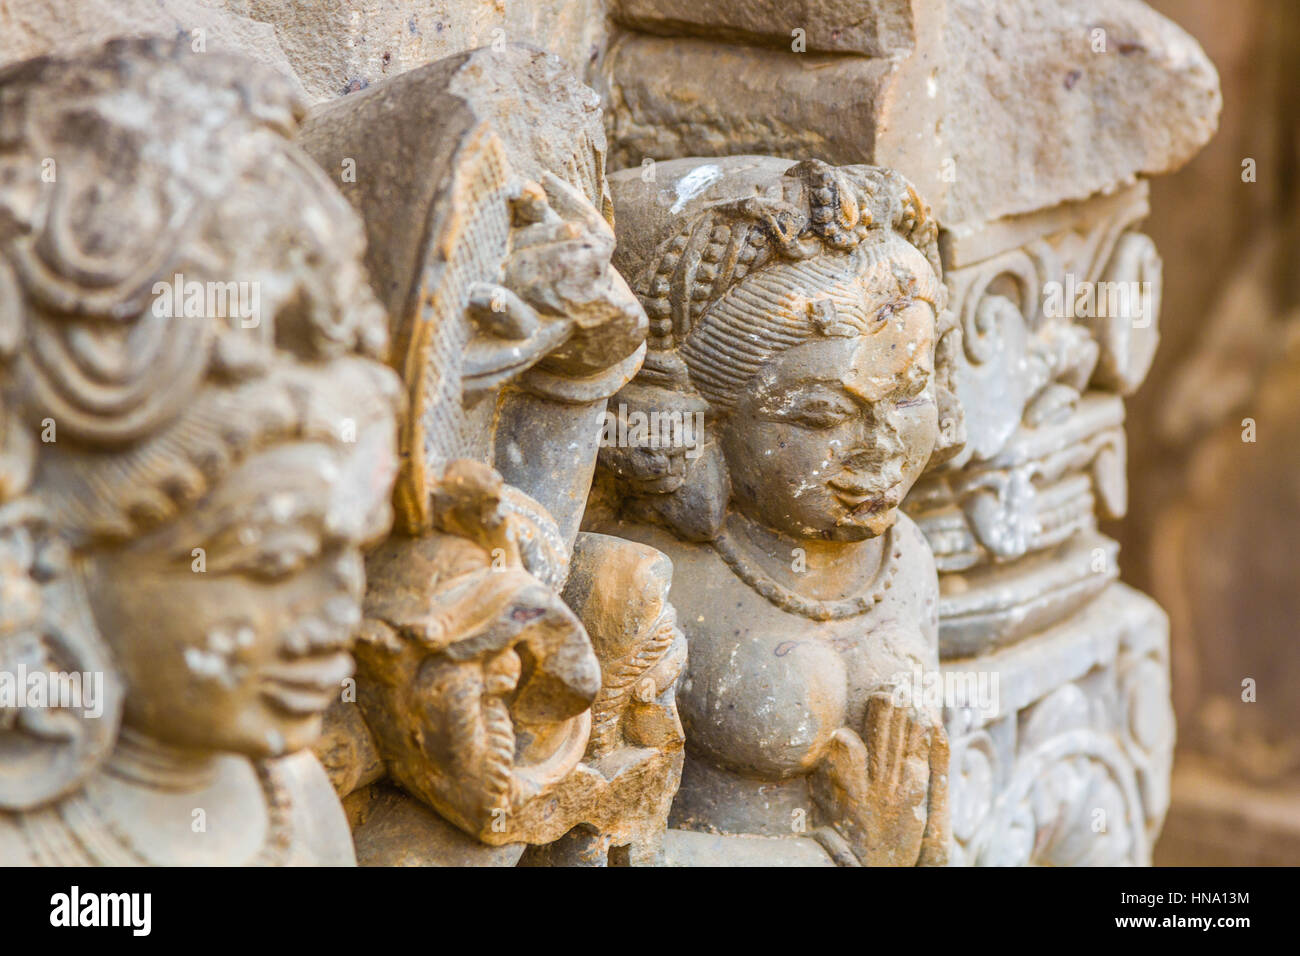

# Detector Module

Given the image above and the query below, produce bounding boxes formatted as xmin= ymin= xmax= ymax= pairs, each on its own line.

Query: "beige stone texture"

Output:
xmin=0 ymin=0 xmax=1239 ymax=869
xmin=602 ymin=0 xmax=1220 ymax=229
xmin=0 ymin=0 xmax=606 ymax=104
xmin=0 ymin=37 xmax=403 ymax=865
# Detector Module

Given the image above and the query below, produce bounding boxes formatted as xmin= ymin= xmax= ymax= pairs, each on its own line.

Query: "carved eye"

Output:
xmin=789 ymin=396 xmax=856 ymax=429
xmin=202 ymin=525 xmax=322 ymax=580
xmin=796 ymin=410 xmax=848 ymax=429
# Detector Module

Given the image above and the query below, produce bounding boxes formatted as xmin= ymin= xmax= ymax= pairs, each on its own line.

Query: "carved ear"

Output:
xmin=0 ymin=567 xmax=123 ymax=810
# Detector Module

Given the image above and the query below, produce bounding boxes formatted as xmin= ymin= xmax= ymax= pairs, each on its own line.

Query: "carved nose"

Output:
xmin=330 ymin=549 xmax=366 ymax=599
xmin=836 ymin=456 xmax=904 ymax=493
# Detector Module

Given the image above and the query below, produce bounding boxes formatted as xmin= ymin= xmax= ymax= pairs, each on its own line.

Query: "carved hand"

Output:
xmin=812 ymin=691 xmax=948 ymax=866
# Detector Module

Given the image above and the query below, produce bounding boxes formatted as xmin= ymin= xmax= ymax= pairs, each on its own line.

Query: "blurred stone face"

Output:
xmin=354 ymin=531 xmax=601 ymax=839
xmin=82 ymin=434 xmax=395 ymax=758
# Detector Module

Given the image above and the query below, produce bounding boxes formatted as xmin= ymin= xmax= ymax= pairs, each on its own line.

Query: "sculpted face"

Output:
xmin=355 ymin=529 xmax=602 ymax=838
xmin=719 ymin=283 xmax=939 ymax=541
xmin=81 ymin=435 xmax=396 ymax=758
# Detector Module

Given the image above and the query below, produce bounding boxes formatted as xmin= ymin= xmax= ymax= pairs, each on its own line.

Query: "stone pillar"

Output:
xmin=600 ymin=0 xmax=1220 ymax=864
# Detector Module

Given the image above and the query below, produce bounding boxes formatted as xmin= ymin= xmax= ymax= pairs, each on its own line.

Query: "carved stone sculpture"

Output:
xmin=911 ymin=184 xmax=1175 ymax=865
xmin=0 ymin=37 xmax=402 ymax=865
xmin=0 ymin=0 xmax=1227 ymax=871
xmin=300 ymin=44 xmax=684 ymax=866
xmin=587 ymin=156 xmax=961 ymax=865
xmin=597 ymin=0 xmax=1219 ymax=868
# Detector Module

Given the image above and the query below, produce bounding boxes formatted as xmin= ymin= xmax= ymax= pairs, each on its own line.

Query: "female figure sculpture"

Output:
xmin=0 ymin=38 xmax=401 ymax=865
xmin=591 ymin=157 xmax=964 ymax=865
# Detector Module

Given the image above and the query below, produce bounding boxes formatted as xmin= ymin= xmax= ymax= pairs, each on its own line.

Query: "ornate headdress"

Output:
xmin=592 ymin=158 xmax=965 ymax=540
xmin=637 ymin=159 xmax=944 ymax=355
xmin=0 ymin=37 xmax=400 ymax=545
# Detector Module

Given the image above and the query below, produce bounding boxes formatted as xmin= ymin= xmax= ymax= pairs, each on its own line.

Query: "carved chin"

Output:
xmin=834 ymin=506 xmax=898 ymax=538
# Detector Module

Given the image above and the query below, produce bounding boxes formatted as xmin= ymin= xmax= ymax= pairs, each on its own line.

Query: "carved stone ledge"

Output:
xmin=945 ymin=582 xmax=1173 ymax=865
xmin=601 ymin=0 xmax=1220 ymax=230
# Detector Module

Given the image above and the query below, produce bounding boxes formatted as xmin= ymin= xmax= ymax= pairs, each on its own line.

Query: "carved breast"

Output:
xmin=600 ymin=515 xmax=939 ymax=781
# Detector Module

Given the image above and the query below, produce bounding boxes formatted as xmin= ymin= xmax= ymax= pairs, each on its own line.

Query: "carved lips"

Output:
xmin=260 ymin=652 xmax=354 ymax=717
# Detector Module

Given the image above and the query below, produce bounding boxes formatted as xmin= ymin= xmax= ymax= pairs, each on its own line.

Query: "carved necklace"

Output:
xmin=710 ymin=522 xmax=902 ymax=621
xmin=40 ymin=760 xmax=294 ymax=866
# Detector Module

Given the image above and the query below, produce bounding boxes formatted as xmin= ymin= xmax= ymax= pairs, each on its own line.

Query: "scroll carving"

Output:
xmin=914 ymin=185 xmax=1174 ymax=862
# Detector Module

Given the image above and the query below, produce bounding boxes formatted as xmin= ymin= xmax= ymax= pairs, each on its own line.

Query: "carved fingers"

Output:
xmin=812 ymin=691 xmax=945 ymax=866
xmin=916 ymin=716 xmax=951 ymax=866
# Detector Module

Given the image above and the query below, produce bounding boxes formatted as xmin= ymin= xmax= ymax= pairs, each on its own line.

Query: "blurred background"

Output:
xmin=1122 ymin=0 xmax=1300 ymax=865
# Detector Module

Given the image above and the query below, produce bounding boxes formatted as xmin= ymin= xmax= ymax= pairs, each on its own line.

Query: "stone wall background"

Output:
xmin=1123 ymin=0 xmax=1300 ymax=865
xmin=0 ymin=1 xmax=607 ymax=101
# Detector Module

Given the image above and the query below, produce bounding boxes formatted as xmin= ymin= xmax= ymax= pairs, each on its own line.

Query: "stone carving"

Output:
xmin=909 ymin=184 xmax=1175 ymax=862
xmin=299 ymin=45 xmax=683 ymax=866
xmin=0 ymin=38 xmax=402 ymax=865
xmin=596 ymin=0 xmax=1210 ymax=867
xmin=906 ymin=186 xmax=1155 ymax=655
xmin=588 ymin=155 xmax=961 ymax=865
xmin=945 ymin=585 xmax=1173 ymax=865
xmin=601 ymin=0 xmax=1221 ymax=230
xmin=0 ymin=0 xmax=1224 ymax=871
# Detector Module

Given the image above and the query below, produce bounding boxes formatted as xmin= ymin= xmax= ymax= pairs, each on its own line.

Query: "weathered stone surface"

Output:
xmin=901 ymin=181 xmax=1158 ymax=665
xmin=0 ymin=0 xmax=1227 ymax=871
xmin=590 ymin=155 xmax=956 ymax=865
xmin=0 ymin=0 xmax=309 ymax=99
xmin=0 ymin=0 xmax=607 ymax=104
xmin=610 ymin=0 xmax=917 ymax=56
xmin=297 ymin=46 xmax=683 ymax=865
xmin=299 ymin=44 xmax=639 ymax=541
xmin=602 ymin=0 xmax=1221 ymax=228
xmin=945 ymin=583 xmax=1172 ymax=865
xmin=242 ymin=0 xmax=606 ymax=102
xmin=0 ymin=37 xmax=402 ymax=864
